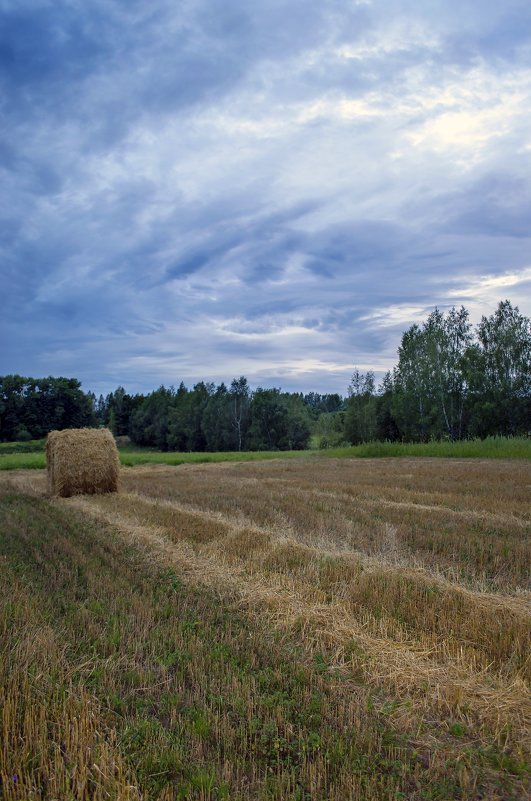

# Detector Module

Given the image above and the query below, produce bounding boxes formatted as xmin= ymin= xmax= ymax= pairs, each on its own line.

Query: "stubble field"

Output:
xmin=0 ymin=456 xmax=529 ymax=800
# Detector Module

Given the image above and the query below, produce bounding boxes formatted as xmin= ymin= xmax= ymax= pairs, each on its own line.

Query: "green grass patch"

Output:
xmin=0 ymin=446 xmax=315 ymax=470
xmin=1 ymin=435 xmax=529 ymax=470
xmin=0 ymin=451 xmax=47 ymax=469
xmin=324 ymin=436 xmax=531 ymax=460
xmin=118 ymin=448 xmax=315 ymax=467
xmin=0 ymin=438 xmax=45 ymax=454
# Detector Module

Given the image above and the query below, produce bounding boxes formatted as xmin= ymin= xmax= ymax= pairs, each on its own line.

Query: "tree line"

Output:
xmin=1 ymin=300 xmax=528 ymax=448
xmin=96 ymin=380 xmax=342 ymax=452
xmin=344 ymin=300 xmax=530 ymax=444
xmin=0 ymin=374 xmax=342 ymax=451
xmin=0 ymin=376 xmax=96 ymax=443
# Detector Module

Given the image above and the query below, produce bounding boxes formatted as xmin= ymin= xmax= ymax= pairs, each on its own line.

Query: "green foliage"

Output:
xmin=469 ymin=300 xmax=531 ymax=436
xmin=129 ymin=385 xmax=174 ymax=450
xmin=303 ymin=392 xmax=344 ymax=418
xmin=247 ymin=388 xmax=311 ymax=451
xmin=313 ymin=410 xmax=347 ymax=449
xmin=229 ymin=375 xmax=251 ymax=451
xmin=389 ymin=301 xmax=530 ymax=442
xmin=0 ymin=438 xmax=45 ymax=454
xmin=391 ymin=306 xmax=474 ymax=441
xmin=0 ymin=452 xmax=47 ymax=470
xmin=345 ymin=370 xmax=377 ymax=444
xmin=323 ymin=436 xmax=531 ymax=460
xmin=343 ymin=300 xmax=530 ymax=445
xmin=128 ymin=381 xmax=311 ymax=453
xmin=0 ymin=375 xmax=96 ymax=442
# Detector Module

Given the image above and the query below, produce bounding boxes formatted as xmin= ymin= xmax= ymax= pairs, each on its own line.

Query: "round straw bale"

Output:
xmin=46 ymin=428 xmax=120 ymax=497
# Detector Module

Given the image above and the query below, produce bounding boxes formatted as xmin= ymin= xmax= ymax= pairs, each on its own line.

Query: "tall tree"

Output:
xmin=392 ymin=325 xmax=433 ymax=441
xmin=106 ymin=386 xmax=141 ymax=437
xmin=166 ymin=383 xmax=190 ymax=451
xmin=423 ymin=307 xmax=473 ymax=439
xmin=471 ymin=300 xmax=531 ymax=435
xmin=247 ymin=388 xmax=310 ymax=451
xmin=345 ymin=370 xmax=377 ymax=444
xmin=130 ymin=386 xmax=174 ymax=450
xmin=202 ymin=383 xmax=233 ymax=451
xmin=229 ymin=377 xmax=250 ymax=452
xmin=375 ymin=371 xmax=399 ymax=441
xmin=392 ymin=308 xmax=474 ymax=441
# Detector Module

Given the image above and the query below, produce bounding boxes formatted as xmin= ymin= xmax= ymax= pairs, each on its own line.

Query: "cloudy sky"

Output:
xmin=2 ymin=0 xmax=531 ymax=396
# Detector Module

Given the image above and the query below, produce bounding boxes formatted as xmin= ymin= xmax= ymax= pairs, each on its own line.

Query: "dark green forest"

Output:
xmin=1 ymin=300 xmax=529 ymax=450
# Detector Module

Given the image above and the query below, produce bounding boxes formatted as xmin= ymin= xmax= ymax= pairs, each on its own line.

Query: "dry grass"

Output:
xmin=46 ymin=428 xmax=120 ymax=497
xmin=0 ymin=456 xmax=529 ymax=799
xmin=66 ymin=491 xmax=530 ymax=741
xmin=120 ymin=458 xmax=530 ymax=590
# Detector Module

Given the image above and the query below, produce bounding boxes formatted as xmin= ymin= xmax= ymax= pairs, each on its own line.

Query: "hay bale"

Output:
xmin=46 ymin=428 xmax=120 ymax=497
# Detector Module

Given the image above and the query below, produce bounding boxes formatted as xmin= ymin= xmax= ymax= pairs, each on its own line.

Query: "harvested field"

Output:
xmin=0 ymin=456 xmax=529 ymax=800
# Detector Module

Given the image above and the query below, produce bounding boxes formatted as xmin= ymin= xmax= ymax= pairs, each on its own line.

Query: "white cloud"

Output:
xmin=358 ymin=304 xmax=432 ymax=327
xmin=337 ymin=20 xmax=441 ymax=61
xmin=445 ymin=268 xmax=531 ymax=321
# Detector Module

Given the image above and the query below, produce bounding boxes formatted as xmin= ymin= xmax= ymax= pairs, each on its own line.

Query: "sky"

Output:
xmin=2 ymin=0 xmax=531 ymax=397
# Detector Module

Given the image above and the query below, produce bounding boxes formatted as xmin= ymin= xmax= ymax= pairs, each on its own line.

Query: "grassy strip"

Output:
xmin=1 ymin=435 xmax=529 ymax=470
xmin=0 ymin=449 xmax=313 ymax=471
xmin=0 ymin=438 xmax=45 ymax=454
xmin=0 ymin=451 xmax=47 ymax=469
xmin=119 ymin=449 xmax=313 ymax=467
xmin=325 ymin=436 xmax=531 ymax=460
xmin=1 ymin=491 xmax=527 ymax=800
